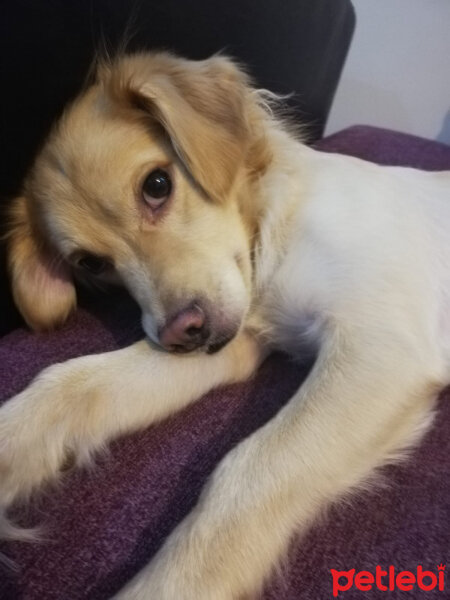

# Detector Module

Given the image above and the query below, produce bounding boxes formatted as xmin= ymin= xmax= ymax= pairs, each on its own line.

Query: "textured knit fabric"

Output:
xmin=1 ymin=125 xmax=449 ymax=599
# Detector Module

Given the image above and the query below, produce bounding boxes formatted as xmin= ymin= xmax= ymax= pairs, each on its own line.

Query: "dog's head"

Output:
xmin=7 ymin=53 xmax=271 ymax=353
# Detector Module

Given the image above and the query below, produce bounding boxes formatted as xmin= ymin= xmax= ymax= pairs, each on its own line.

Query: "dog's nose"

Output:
xmin=159 ymin=304 xmax=210 ymax=352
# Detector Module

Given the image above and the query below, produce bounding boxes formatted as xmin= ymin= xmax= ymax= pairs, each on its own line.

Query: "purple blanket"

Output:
xmin=1 ymin=126 xmax=449 ymax=599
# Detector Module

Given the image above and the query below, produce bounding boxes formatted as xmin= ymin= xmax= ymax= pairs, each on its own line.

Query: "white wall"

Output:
xmin=326 ymin=0 xmax=450 ymax=144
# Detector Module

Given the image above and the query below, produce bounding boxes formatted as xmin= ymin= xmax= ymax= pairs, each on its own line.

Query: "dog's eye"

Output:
xmin=142 ymin=169 xmax=172 ymax=209
xmin=77 ymin=254 xmax=109 ymax=275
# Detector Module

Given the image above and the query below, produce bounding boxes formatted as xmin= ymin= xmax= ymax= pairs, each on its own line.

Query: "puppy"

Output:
xmin=1 ymin=52 xmax=450 ymax=600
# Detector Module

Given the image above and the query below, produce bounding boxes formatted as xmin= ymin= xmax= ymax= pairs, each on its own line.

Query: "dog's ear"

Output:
xmin=6 ymin=196 xmax=76 ymax=331
xmin=105 ymin=54 xmax=257 ymax=202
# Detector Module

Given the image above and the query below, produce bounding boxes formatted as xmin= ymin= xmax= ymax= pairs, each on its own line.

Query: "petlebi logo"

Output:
xmin=330 ymin=564 xmax=446 ymax=597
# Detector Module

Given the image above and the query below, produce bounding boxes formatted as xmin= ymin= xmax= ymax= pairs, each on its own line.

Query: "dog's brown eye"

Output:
xmin=142 ymin=169 xmax=172 ymax=209
xmin=78 ymin=255 xmax=109 ymax=275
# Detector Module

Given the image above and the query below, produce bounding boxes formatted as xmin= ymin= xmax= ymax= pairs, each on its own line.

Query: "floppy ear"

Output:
xmin=6 ymin=196 xmax=76 ymax=331
xmin=105 ymin=54 xmax=257 ymax=202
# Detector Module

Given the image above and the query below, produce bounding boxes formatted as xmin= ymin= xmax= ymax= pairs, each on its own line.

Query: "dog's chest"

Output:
xmin=255 ymin=245 xmax=328 ymax=360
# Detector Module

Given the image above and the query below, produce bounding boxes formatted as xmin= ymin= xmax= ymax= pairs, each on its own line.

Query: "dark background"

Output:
xmin=0 ymin=0 xmax=355 ymax=334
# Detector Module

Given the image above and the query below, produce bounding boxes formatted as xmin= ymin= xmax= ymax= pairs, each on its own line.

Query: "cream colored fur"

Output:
xmin=1 ymin=52 xmax=450 ymax=599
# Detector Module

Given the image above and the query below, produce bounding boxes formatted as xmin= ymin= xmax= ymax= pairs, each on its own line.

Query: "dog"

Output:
xmin=1 ymin=51 xmax=450 ymax=600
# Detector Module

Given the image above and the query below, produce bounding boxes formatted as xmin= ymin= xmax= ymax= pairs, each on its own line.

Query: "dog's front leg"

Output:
xmin=0 ymin=332 xmax=261 ymax=526
xmin=113 ymin=326 xmax=440 ymax=600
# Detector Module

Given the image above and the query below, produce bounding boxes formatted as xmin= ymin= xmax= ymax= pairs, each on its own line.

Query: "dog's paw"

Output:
xmin=0 ymin=362 xmax=91 ymax=515
xmin=0 ymin=387 xmax=51 ymax=544
xmin=0 ymin=390 xmax=52 ymax=512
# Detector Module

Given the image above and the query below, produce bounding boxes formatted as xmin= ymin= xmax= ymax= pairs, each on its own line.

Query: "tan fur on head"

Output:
xmin=6 ymin=52 xmax=273 ymax=333
xmin=6 ymin=196 xmax=76 ymax=330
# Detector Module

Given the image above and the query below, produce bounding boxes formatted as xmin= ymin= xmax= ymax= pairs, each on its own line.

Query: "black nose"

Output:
xmin=159 ymin=304 xmax=210 ymax=352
